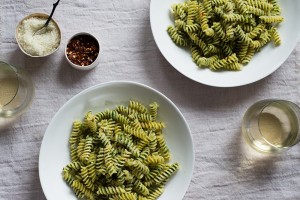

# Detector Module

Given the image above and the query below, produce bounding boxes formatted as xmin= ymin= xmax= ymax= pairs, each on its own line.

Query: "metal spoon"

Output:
xmin=34 ymin=0 xmax=61 ymax=36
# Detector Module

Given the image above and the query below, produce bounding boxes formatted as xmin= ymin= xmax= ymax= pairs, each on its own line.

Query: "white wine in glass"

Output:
xmin=0 ymin=61 xmax=34 ymax=128
xmin=242 ymin=99 xmax=300 ymax=153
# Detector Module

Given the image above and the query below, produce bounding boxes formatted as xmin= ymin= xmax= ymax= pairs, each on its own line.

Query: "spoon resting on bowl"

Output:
xmin=34 ymin=0 xmax=61 ymax=36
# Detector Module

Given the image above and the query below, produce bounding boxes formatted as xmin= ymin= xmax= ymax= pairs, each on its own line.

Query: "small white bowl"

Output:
xmin=16 ymin=13 xmax=61 ymax=58
xmin=65 ymin=32 xmax=100 ymax=70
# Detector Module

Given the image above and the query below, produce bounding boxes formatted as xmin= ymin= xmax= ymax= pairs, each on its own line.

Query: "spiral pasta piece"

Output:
xmin=80 ymin=166 xmax=95 ymax=189
xmin=71 ymin=180 xmax=95 ymax=200
xmin=138 ymin=147 xmax=150 ymax=162
xmin=115 ymin=149 xmax=131 ymax=168
xmin=186 ymin=0 xmax=198 ymax=25
xmin=96 ymin=186 xmax=126 ymax=195
xmin=80 ymin=136 xmax=93 ymax=163
xmin=85 ymin=111 xmax=97 ymax=133
xmin=69 ymin=121 xmax=81 ymax=146
xmin=153 ymin=163 xmax=179 ymax=185
xmin=246 ymin=23 xmax=266 ymax=39
xmin=171 ymin=3 xmax=188 ymax=20
xmin=95 ymin=148 xmax=105 ymax=170
xmin=236 ymin=41 xmax=249 ymax=61
xmin=133 ymin=179 xmax=149 ymax=196
xmin=124 ymin=124 xmax=150 ymax=142
xmin=104 ymin=145 xmax=118 ymax=177
xmin=114 ymin=133 xmax=140 ymax=157
xmin=148 ymin=186 xmax=164 ymax=200
xmin=259 ymin=15 xmax=284 ymax=23
xmin=62 ymin=170 xmax=74 ymax=184
xmin=210 ymin=53 xmax=239 ymax=70
xmin=198 ymin=3 xmax=214 ymax=36
xmin=212 ymin=22 xmax=226 ymax=41
xmin=63 ymin=161 xmax=81 ymax=172
xmin=242 ymin=47 xmax=256 ymax=64
xmin=128 ymin=113 xmax=153 ymax=122
xmin=167 ymin=26 xmax=189 ymax=47
xmin=156 ymin=134 xmax=171 ymax=161
xmin=129 ymin=100 xmax=148 ymax=114
xmin=109 ymin=192 xmax=136 ymax=200
xmin=136 ymin=139 xmax=148 ymax=152
xmin=247 ymin=0 xmax=273 ymax=11
xmin=146 ymin=155 xmax=165 ymax=165
xmin=97 ymin=130 xmax=111 ymax=147
xmin=149 ymin=102 xmax=159 ymax=121
xmin=271 ymin=27 xmax=281 ymax=46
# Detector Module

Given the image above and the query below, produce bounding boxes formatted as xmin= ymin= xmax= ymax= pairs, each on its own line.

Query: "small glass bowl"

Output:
xmin=65 ymin=32 xmax=100 ymax=70
xmin=15 ymin=13 xmax=61 ymax=58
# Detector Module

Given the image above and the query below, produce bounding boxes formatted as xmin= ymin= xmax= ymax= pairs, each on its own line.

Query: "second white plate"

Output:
xmin=150 ymin=0 xmax=300 ymax=87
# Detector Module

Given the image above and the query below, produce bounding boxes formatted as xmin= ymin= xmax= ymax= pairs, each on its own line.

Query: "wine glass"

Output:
xmin=242 ymin=99 xmax=300 ymax=153
xmin=0 ymin=61 xmax=34 ymax=128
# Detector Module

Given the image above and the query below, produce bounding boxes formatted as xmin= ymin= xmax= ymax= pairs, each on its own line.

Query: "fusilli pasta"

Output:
xmin=167 ymin=0 xmax=283 ymax=71
xmin=62 ymin=100 xmax=179 ymax=200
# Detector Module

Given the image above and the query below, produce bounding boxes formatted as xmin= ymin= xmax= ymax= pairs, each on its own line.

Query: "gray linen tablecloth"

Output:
xmin=1 ymin=0 xmax=300 ymax=199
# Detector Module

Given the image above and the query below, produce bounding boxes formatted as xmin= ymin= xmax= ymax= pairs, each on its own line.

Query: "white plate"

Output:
xmin=39 ymin=81 xmax=194 ymax=200
xmin=150 ymin=0 xmax=300 ymax=87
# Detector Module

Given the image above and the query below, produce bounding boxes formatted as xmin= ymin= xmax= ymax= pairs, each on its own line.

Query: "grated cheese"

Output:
xmin=17 ymin=17 xmax=60 ymax=56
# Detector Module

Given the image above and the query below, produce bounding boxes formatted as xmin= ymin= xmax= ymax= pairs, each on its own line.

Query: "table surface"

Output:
xmin=1 ymin=0 xmax=300 ymax=200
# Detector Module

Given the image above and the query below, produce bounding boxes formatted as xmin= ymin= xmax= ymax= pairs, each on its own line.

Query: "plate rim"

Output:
xmin=38 ymin=80 xmax=195 ymax=200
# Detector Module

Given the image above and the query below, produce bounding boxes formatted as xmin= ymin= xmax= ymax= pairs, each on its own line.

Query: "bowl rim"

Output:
xmin=64 ymin=32 xmax=101 ymax=70
xmin=15 ymin=12 xmax=61 ymax=58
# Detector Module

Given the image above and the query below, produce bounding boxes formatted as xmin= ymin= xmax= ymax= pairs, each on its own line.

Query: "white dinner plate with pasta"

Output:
xmin=150 ymin=0 xmax=300 ymax=87
xmin=39 ymin=81 xmax=194 ymax=200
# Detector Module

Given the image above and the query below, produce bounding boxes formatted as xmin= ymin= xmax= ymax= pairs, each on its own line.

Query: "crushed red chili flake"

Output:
xmin=66 ymin=35 xmax=99 ymax=66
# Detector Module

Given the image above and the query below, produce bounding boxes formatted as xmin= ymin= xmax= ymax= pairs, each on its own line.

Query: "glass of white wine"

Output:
xmin=242 ymin=99 xmax=300 ymax=153
xmin=0 ymin=61 xmax=34 ymax=128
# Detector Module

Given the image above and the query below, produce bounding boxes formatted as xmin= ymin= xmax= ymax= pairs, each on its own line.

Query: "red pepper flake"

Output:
xmin=66 ymin=35 xmax=99 ymax=66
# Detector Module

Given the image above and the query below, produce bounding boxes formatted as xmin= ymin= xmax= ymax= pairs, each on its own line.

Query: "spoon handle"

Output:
xmin=45 ymin=0 xmax=61 ymax=26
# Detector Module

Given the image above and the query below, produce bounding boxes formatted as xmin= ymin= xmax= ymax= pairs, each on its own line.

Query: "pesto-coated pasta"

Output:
xmin=167 ymin=0 xmax=283 ymax=71
xmin=62 ymin=100 xmax=179 ymax=200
